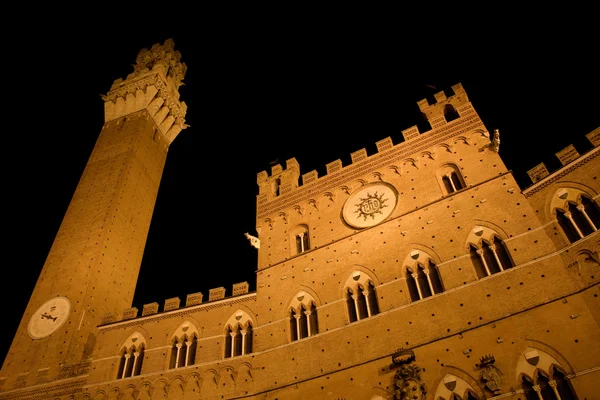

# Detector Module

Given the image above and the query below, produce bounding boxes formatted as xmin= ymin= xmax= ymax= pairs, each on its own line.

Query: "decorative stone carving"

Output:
xmin=394 ymin=364 xmax=427 ymax=400
xmin=392 ymin=349 xmax=426 ymax=400
xmin=478 ymin=354 xmax=503 ymax=395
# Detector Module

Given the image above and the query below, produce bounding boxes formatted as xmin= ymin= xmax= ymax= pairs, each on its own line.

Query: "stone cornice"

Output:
xmin=522 ymin=146 xmax=600 ymax=197
xmin=257 ymin=109 xmax=485 ymax=220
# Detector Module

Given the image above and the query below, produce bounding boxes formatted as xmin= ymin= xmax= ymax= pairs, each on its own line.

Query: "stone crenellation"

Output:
xmin=255 ymin=83 xmax=477 ymax=218
xmin=526 ymin=126 xmax=600 ymax=186
xmin=255 ymin=91 xmax=483 ymax=221
xmin=99 ymin=282 xmax=251 ymax=325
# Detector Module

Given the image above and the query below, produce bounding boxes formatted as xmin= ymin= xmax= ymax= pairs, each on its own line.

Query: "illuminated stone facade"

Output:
xmin=1 ymin=40 xmax=598 ymax=400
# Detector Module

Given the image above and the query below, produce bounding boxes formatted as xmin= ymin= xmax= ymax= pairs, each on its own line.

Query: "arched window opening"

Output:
xmin=470 ymin=244 xmax=488 ymax=278
xmin=308 ymin=303 xmax=319 ymax=336
xmin=470 ymin=237 xmax=512 ymax=278
xmin=581 ymin=196 xmax=600 ymax=229
xmin=346 ymin=275 xmax=379 ymax=322
xmin=417 ymin=265 xmax=433 ymax=298
xmin=134 ymin=346 xmax=144 ymax=376
xmin=444 ymin=104 xmax=460 ymax=122
xmin=224 ymin=326 xmax=233 ymax=359
xmin=298 ymin=305 xmax=309 ymax=339
xmin=492 ymin=238 xmax=513 ymax=270
xmin=556 ymin=209 xmax=581 ymax=243
xmin=186 ymin=336 xmax=197 ymax=366
xmin=290 ymin=309 xmax=299 ymax=341
xmin=406 ymin=268 xmax=420 ymax=301
xmin=428 ymin=261 xmax=444 ymax=294
xmin=117 ymin=348 xmax=127 ymax=379
xmin=439 ymin=165 xmax=465 ymax=195
xmin=522 ymin=371 xmax=556 ymax=400
xmin=245 ymin=323 xmax=253 ymax=354
xmin=272 ymin=178 xmax=281 ymax=197
xmin=346 ymin=289 xmax=358 ymax=323
xmin=233 ymin=324 xmax=243 ymax=357
xmin=292 ymin=225 xmax=311 ymax=255
xmin=552 ymin=366 xmax=577 ymax=400
xmin=366 ymin=282 xmax=379 ymax=316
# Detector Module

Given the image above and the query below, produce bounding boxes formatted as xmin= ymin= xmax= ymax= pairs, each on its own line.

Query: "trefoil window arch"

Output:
xmin=289 ymin=291 xmax=319 ymax=341
xmin=223 ymin=310 xmax=254 ymax=358
xmin=344 ymin=271 xmax=379 ymax=323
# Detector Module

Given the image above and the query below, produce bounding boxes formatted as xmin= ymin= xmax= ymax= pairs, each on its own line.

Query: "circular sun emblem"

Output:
xmin=355 ymin=191 xmax=388 ymax=220
xmin=342 ymin=183 xmax=397 ymax=228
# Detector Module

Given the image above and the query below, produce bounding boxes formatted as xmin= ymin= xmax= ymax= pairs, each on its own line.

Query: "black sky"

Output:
xmin=2 ymin=13 xmax=599 ymax=367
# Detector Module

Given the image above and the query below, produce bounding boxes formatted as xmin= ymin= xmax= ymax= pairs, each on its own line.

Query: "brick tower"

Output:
xmin=0 ymin=39 xmax=187 ymax=389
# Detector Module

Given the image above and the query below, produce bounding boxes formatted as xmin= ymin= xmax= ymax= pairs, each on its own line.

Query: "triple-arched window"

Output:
xmin=116 ymin=332 xmax=146 ymax=379
xmin=403 ymin=250 xmax=444 ymax=302
xmin=288 ymin=291 xmax=319 ymax=341
xmin=469 ymin=236 xmax=513 ymax=278
xmin=345 ymin=271 xmax=379 ymax=323
xmin=117 ymin=345 xmax=144 ymax=379
xmin=406 ymin=261 xmax=444 ymax=302
xmin=223 ymin=310 xmax=254 ymax=358
xmin=169 ymin=335 xmax=197 ymax=369
xmin=555 ymin=195 xmax=600 ymax=243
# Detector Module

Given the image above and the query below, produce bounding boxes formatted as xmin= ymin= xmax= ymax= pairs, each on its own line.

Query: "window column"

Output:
xmin=411 ymin=272 xmax=423 ymax=299
xmin=475 ymin=249 xmax=492 ymax=276
xmin=577 ymin=204 xmax=598 ymax=231
xmin=532 ymin=385 xmax=544 ymax=400
xmin=423 ymin=268 xmax=436 ymax=294
xmin=489 ymin=244 xmax=504 ymax=271
xmin=230 ymin=330 xmax=237 ymax=358
xmin=174 ymin=342 xmax=183 ymax=368
xmin=121 ymin=352 xmax=131 ymax=379
xmin=361 ymin=287 xmax=373 ymax=317
xmin=184 ymin=339 xmax=193 ymax=367
xmin=564 ymin=211 xmax=584 ymax=239
xmin=294 ymin=312 xmax=302 ymax=339
xmin=240 ymin=329 xmax=247 ymax=355
xmin=446 ymin=173 xmax=457 ymax=192
xmin=304 ymin=310 xmax=312 ymax=336
xmin=131 ymin=351 xmax=140 ymax=376
xmin=549 ymin=380 xmax=562 ymax=400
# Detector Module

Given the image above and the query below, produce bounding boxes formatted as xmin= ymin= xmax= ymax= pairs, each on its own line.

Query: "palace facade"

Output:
xmin=1 ymin=39 xmax=598 ymax=400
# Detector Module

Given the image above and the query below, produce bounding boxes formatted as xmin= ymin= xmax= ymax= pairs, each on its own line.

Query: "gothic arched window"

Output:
xmin=289 ymin=292 xmax=319 ymax=341
xmin=290 ymin=224 xmax=310 ymax=255
xmin=345 ymin=273 xmax=379 ymax=323
xmin=438 ymin=164 xmax=465 ymax=195
xmin=554 ymin=194 xmax=599 ymax=243
xmin=470 ymin=236 xmax=513 ymax=278
xmin=117 ymin=345 xmax=144 ymax=379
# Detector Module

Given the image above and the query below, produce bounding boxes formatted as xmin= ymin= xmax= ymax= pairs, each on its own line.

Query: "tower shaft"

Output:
xmin=0 ymin=39 xmax=187 ymax=386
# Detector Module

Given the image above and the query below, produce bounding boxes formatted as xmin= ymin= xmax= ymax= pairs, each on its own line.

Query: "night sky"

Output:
xmin=2 ymin=14 xmax=599 ymax=367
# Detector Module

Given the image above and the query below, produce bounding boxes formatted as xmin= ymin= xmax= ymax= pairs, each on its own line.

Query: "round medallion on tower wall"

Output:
xmin=27 ymin=296 xmax=71 ymax=339
xmin=342 ymin=182 xmax=398 ymax=229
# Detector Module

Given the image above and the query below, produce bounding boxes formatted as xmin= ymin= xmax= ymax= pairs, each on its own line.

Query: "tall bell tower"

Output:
xmin=0 ymin=39 xmax=187 ymax=387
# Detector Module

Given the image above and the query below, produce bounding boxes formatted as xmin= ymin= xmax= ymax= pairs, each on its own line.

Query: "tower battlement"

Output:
xmin=101 ymin=39 xmax=188 ymax=146
xmin=255 ymin=83 xmax=486 ymax=221
xmin=417 ymin=82 xmax=469 ymax=128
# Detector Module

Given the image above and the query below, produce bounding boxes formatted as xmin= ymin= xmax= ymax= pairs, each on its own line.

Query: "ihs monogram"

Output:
xmin=354 ymin=191 xmax=388 ymax=221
